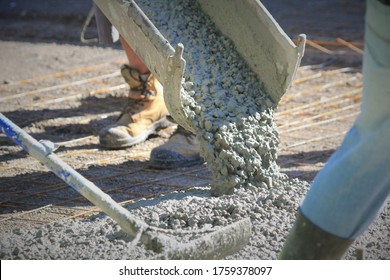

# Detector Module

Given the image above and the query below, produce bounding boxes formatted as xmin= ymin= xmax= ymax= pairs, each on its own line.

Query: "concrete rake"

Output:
xmin=0 ymin=113 xmax=251 ymax=259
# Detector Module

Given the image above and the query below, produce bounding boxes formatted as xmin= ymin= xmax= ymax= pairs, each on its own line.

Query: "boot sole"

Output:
xmin=100 ymin=116 xmax=173 ymax=149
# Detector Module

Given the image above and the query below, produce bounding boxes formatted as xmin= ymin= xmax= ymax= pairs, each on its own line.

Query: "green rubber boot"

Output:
xmin=279 ymin=212 xmax=354 ymax=260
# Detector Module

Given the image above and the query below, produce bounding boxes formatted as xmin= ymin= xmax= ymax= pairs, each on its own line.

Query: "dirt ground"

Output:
xmin=1 ymin=0 xmax=387 ymax=260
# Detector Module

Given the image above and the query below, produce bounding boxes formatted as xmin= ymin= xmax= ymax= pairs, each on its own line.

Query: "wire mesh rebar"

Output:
xmin=0 ymin=40 xmax=363 ymax=228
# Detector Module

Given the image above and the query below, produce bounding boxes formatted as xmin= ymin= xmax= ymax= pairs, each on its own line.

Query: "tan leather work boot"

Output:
xmin=150 ymin=125 xmax=204 ymax=169
xmin=99 ymin=65 xmax=172 ymax=148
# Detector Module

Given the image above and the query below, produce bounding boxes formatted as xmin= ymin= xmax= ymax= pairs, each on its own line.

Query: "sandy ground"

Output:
xmin=0 ymin=0 xmax=388 ymax=260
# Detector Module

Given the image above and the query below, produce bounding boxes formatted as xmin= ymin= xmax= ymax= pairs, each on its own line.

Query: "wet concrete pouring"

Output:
xmin=0 ymin=0 xmax=389 ymax=259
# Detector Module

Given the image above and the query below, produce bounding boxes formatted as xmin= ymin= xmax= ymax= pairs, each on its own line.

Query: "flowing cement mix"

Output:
xmin=0 ymin=0 xmax=389 ymax=259
xmin=139 ymin=0 xmax=282 ymax=196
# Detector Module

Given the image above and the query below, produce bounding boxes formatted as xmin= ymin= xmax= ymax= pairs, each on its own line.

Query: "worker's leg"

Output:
xmin=93 ymin=3 xmax=118 ymax=45
xmin=279 ymin=119 xmax=390 ymax=259
xmin=98 ymin=34 xmax=172 ymax=148
xmin=119 ymin=36 xmax=149 ymax=75
xmin=94 ymin=6 xmax=203 ymax=167
xmin=279 ymin=0 xmax=390 ymax=259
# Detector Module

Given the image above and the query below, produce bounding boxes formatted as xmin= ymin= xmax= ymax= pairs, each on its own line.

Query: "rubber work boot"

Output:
xmin=99 ymin=65 xmax=172 ymax=148
xmin=278 ymin=211 xmax=354 ymax=259
xmin=149 ymin=125 xmax=204 ymax=169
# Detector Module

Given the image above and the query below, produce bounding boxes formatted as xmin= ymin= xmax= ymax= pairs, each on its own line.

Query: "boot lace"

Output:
xmin=116 ymin=98 xmax=148 ymax=121
xmin=122 ymin=65 xmax=156 ymax=97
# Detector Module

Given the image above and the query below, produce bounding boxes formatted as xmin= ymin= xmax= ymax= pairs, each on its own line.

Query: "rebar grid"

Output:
xmin=0 ymin=40 xmax=363 ymax=228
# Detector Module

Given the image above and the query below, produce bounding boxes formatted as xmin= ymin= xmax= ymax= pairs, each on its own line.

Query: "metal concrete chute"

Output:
xmin=197 ymin=0 xmax=306 ymax=104
xmin=93 ymin=0 xmax=306 ymax=132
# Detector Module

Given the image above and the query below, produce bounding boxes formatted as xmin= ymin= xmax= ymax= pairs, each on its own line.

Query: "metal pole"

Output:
xmin=0 ymin=113 xmax=148 ymax=238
